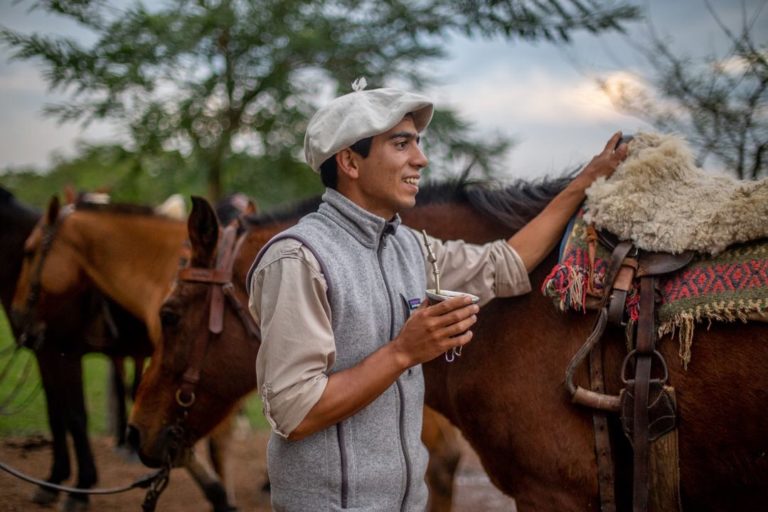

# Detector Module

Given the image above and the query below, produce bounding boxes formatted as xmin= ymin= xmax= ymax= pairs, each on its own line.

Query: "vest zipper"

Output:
xmin=337 ymin=422 xmax=349 ymax=508
xmin=377 ymin=235 xmax=411 ymax=511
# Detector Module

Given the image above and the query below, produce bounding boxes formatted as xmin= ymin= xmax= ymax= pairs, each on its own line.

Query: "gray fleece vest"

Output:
xmin=252 ymin=189 xmax=429 ymax=511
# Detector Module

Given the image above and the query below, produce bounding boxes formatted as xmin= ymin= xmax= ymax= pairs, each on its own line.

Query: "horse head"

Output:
xmin=129 ymin=196 xmax=259 ymax=468
xmin=10 ymin=196 xmax=87 ymax=348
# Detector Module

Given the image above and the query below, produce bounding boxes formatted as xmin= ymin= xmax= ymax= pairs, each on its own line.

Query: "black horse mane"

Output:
xmin=465 ymin=176 xmax=572 ymax=232
xmin=0 ymin=187 xmax=13 ymax=204
xmin=0 ymin=186 xmax=40 ymax=219
xmin=242 ymin=175 xmax=572 ymax=231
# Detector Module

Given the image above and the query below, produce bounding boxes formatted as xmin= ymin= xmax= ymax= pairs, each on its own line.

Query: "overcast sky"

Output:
xmin=0 ymin=0 xmax=765 ymax=181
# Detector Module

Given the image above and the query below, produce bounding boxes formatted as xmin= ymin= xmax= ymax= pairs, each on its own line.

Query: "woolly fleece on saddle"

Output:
xmin=583 ymin=132 xmax=768 ymax=255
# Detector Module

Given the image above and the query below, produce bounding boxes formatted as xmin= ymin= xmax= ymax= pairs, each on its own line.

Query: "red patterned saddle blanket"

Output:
xmin=542 ymin=210 xmax=768 ymax=367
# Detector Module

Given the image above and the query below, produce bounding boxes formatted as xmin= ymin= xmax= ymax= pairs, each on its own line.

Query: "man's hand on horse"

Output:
xmin=577 ymin=131 xmax=629 ymax=185
xmin=391 ymin=295 xmax=479 ymax=368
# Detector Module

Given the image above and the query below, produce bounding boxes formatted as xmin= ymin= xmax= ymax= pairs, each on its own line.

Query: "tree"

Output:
xmin=2 ymin=0 xmax=639 ymax=200
xmin=600 ymin=2 xmax=767 ymax=180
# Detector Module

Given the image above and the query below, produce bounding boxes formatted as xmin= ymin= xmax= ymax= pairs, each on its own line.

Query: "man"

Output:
xmin=248 ymin=85 xmax=627 ymax=511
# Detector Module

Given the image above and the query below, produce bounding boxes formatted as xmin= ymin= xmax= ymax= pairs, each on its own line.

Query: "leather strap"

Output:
xmin=632 ymin=276 xmax=657 ymax=512
xmin=602 ymin=242 xmax=635 ymax=308
xmin=566 ymin=308 xmax=621 ymax=411
xmin=175 ymin=224 xmax=257 ymax=409
xmin=607 ymin=257 xmax=638 ymax=326
xmin=589 ymin=345 xmax=616 ymax=512
xmin=177 ymin=267 xmax=232 ymax=284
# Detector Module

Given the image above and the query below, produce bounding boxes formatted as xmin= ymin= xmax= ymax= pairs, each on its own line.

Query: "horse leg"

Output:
xmin=183 ymin=446 xmax=237 ymax=512
xmin=108 ymin=356 xmax=128 ymax=448
xmin=131 ymin=356 xmax=145 ymax=400
xmin=422 ymin=406 xmax=462 ymax=512
xmin=208 ymin=412 xmax=238 ymax=507
xmin=60 ymin=352 xmax=97 ymax=512
xmin=31 ymin=349 xmax=70 ymax=505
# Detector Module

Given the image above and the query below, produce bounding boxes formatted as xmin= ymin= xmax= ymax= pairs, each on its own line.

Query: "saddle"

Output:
xmin=566 ymin=230 xmax=692 ymax=512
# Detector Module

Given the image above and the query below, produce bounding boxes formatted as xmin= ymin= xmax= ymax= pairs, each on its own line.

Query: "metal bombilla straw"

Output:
xmin=421 ymin=229 xmax=440 ymax=294
xmin=422 ymin=230 xmax=460 ymax=363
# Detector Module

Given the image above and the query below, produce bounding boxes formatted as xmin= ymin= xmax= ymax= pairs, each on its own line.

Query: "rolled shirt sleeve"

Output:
xmin=414 ymin=229 xmax=532 ymax=307
xmin=248 ymin=240 xmax=335 ymax=438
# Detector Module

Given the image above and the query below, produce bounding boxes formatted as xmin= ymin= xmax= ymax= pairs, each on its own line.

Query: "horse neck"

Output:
xmin=0 ymin=205 xmax=40 ymax=312
xmin=233 ymin=221 xmax=297 ymax=291
xmin=401 ymin=201 xmax=512 ymax=242
xmin=64 ymin=211 xmax=186 ymax=337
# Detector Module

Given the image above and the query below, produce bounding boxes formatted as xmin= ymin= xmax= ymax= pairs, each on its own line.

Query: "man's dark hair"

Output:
xmin=319 ymin=136 xmax=373 ymax=189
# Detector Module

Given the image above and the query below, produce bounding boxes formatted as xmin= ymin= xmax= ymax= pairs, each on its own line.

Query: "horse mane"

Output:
xmin=242 ymin=176 xmax=573 ymax=230
xmin=0 ymin=187 xmax=14 ymax=204
xmin=243 ymin=195 xmax=323 ymax=227
xmin=74 ymin=200 xmax=158 ymax=217
xmin=465 ymin=176 xmax=572 ymax=232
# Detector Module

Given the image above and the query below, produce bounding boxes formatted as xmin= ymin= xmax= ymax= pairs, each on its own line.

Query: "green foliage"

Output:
xmin=2 ymin=0 xmax=638 ymax=200
xmin=0 ymin=310 xmax=47 ymax=435
xmin=0 ymin=142 xmax=323 ymax=210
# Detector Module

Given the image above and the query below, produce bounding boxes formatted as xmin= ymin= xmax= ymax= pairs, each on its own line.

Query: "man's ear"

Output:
xmin=336 ymin=149 xmax=360 ymax=180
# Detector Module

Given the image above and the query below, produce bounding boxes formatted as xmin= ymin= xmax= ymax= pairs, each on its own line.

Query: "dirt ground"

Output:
xmin=0 ymin=427 xmax=517 ymax=511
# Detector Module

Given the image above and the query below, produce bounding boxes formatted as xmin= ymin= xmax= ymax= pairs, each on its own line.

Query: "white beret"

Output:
xmin=304 ymin=87 xmax=434 ymax=173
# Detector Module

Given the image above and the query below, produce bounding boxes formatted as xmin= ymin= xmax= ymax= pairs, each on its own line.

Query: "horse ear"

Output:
xmin=63 ymin=185 xmax=76 ymax=205
xmin=46 ymin=196 xmax=60 ymax=225
xmin=188 ymin=196 xmax=219 ymax=267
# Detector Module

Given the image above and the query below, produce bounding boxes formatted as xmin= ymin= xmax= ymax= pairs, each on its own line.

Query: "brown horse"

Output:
xmin=10 ymin=197 xmax=242 ymax=511
xmin=1 ymin=188 xmax=151 ymax=512
xmin=129 ymin=180 xmax=768 ymax=511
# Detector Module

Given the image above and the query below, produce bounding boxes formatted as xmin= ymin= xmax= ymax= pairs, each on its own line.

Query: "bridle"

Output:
xmin=15 ymin=205 xmax=73 ymax=350
xmin=129 ymin=222 xmax=258 ymax=512
xmin=172 ymin=222 xmax=260 ymax=416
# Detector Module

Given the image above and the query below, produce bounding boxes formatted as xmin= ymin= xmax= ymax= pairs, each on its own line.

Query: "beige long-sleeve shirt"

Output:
xmin=248 ymin=227 xmax=531 ymax=437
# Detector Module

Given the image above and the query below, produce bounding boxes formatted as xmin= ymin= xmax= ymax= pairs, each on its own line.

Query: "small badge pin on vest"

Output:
xmin=420 ymin=230 xmax=479 ymax=362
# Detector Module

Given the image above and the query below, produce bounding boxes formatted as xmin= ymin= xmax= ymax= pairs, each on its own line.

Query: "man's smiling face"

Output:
xmin=346 ymin=116 xmax=428 ymax=219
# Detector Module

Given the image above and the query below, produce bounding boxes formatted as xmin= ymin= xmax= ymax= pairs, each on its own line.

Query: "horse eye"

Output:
xmin=160 ymin=308 xmax=181 ymax=328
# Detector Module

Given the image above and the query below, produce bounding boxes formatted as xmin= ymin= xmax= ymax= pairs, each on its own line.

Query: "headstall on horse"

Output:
xmin=173 ymin=223 xmax=259 ymax=412
xmin=565 ymin=230 xmax=692 ymax=512
xmin=15 ymin=205 xmax=73 ymax=350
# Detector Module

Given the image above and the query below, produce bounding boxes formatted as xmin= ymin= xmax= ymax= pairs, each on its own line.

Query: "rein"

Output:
xmin=0 ymin=450 xmax=171 ymax=512
xmin=0 ymin=459 xmax=165 ymax=496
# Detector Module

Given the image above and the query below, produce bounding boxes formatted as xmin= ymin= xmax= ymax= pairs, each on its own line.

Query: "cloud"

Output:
xmin=0 ymin=64 xmax=50 ymax=95
xmin=428 ymin=67 xmax=653 ymax=179
xmin=434 ymin=67 xmax=632 ymax=133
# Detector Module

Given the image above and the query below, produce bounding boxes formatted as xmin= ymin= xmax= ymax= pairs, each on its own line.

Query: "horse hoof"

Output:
xmin=113 ymin=444 xmax=141 ymax=463
xmin=59 ymin=495 xmax=89 ymax=512
xmin=31 ymin=486 xmax=59 ymax=505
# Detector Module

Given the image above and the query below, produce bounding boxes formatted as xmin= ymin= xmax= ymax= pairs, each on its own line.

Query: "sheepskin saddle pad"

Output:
xmin=583 ymin=132 xmax=768 ymax=255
